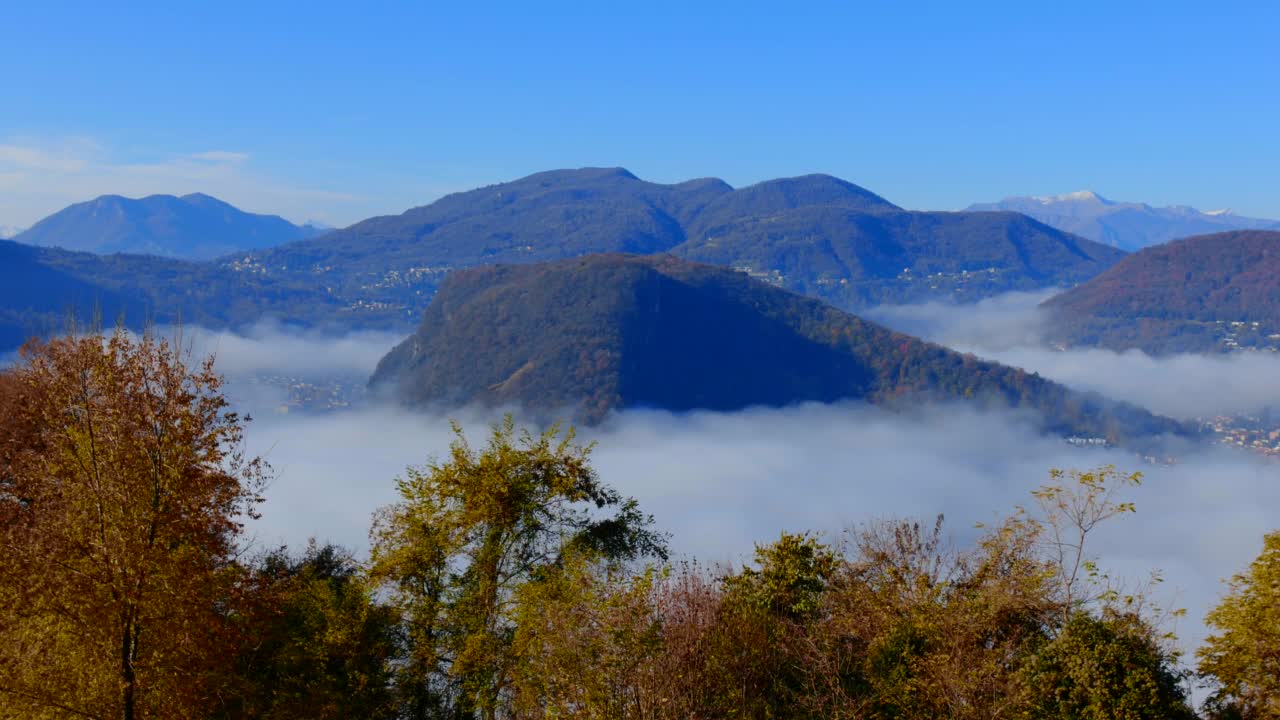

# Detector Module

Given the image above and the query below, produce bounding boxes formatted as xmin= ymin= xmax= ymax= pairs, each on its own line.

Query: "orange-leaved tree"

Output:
xmin=0 ymin=330 xmax=267 ymax=720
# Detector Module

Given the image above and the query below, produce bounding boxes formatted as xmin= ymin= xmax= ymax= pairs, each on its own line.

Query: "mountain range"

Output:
xmin=247 ymin=167 xmax=1122 ymax=316
xmin=1043 ymin=230 xmax=1280 ymax=354
xmin=13 ymin=193 xmax=324 ymax=260
xmin=0 ymin=168 xmax=1126 ymax=348
xmin=370 ymin=253 xmax=1186 ymax=444
xmin=967 ymin=191 xmax=1278 ymax=251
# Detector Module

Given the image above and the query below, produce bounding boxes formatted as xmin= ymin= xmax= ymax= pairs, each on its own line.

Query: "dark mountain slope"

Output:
xmin=675 ymin=209 xmax=1121 ymax=306
xmin=680 ymin=174 xmax=899 ymax=229
xmin=372 ymin=254 xmax=1185 ymax=444
xmin=16 ymin=193 xmax=321 ymax=259
xmin=259 ymin=167 xmax=715 ymax=271
xmin=1043 ymin=230 xmax=1280 ymax=353
xmin=0 ymin=240 xmax=149 ymax=347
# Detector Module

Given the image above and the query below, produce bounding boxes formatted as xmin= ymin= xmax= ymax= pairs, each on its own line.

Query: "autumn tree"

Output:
xmin=213 ymin=542 xmax=400 ymax=720
xmin=1027 ymin=466 xmax=1144 ymax=620
xmin=508 ymin=551 xmax=663 ymax=719
xmin=0 ymin=331 xmax=267 ymax=720
xmin=1199 ymin=531 xmax=1280 ymax=719
xmin=709 ymin=532 xmax=839 ymax=718
xmin=368 ymin=415 xmax=667 ymax=720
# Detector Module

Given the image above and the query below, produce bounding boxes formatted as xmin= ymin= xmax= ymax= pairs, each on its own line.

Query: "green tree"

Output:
xmin=1198 ymin=531 xmax=1280 ymax=720
xmin=213 ymin=542 xmax=399 ymax=720
xmin=702 ymin=533 xmax=840 ymax=719
xmin=1020 ymin=611 xmax=1195 ymax=720
xmin=724 ymin=531 xmax=839 ymax=621
xmin=368 ymin=415 xmax=666 ymax=720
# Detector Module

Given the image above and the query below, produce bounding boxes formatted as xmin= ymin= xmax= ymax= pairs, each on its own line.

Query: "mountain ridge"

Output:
xmin=246 ymin=166 xmax=1122 ymax=320
xmin=15 ymin=193 xmax=324 ymax=260
xmin=0 ymin=167 xmax=1125 ymax=351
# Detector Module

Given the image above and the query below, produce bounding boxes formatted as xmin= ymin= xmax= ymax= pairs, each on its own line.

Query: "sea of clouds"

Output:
xmin=160 ymin=307 xmax=1280 ymax=672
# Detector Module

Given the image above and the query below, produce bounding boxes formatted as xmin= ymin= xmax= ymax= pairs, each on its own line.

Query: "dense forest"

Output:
xmin=1044 ymin=230 xmax=1280 ymax=353
xmin=372 ymin=254 xmax=1188 ymax=444
xmin=1 ymin=331 xmax=1274 ymax=720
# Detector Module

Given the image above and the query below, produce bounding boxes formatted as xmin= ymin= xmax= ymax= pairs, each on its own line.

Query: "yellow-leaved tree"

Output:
xmin=0 ymin=331 xmax=267 ymax=720
xmin=367 ymin=415 xmax=667 ymax=720
xmin=1199 ymin=531 xmax=1280 ymax=720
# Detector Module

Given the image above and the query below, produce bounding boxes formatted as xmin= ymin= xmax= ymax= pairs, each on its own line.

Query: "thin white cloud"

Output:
xmin=186 ymin=150 xmax=251 ymax=164
xmin=160 ymin=322 xmax=403 ymax=378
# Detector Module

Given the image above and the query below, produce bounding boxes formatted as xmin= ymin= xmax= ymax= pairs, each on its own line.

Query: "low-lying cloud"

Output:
xmin=161 ymin=322 xmax=404 ymax=378
xmin=172 ymin=321 xmax=1277 ymax=672
xmin=866 ymin=290 xmax=1280 ymax=420
xmin=12 ymin=319 xmax=1266 ymax=674
xmin=241 ymin=399 xmax=1277 ymax=668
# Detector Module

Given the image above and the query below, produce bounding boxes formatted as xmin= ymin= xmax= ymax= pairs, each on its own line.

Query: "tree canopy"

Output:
xmin=1199 ymin=531 xmax=1280 ymax=719
xmin=0 ymin=331 xmax=267 ymax=720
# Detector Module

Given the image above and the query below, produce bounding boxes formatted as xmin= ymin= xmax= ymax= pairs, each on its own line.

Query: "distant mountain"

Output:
xmin=371 ymin=253 xmax=1186 ymax=444
xmin=1043 ymin=230 xmax=1280 ymax=354
xmin=967 ymin=191 xmax=1277 ymax=251
xmin=252 ymin=167 xmax=1122 ymax=318
xmin=0 ymin=225 xmax=23 ymax=240
xmin=15 ymin=193 xmax=324 ymax=260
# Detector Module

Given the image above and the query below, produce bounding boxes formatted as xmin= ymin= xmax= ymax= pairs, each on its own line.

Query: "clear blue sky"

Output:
xmin=3 ymin=0 xmax=1277 ymax=227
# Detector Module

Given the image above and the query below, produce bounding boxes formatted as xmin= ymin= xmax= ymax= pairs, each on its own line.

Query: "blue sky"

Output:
xmin=3 ymin=1 xmax=1277 ymax=227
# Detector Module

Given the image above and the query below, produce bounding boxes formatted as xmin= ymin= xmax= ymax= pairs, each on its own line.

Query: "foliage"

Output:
xmin=508 ymin=552 xmax=663 ymax=719
xmin=0 ymin=330 xmax=267 ymax=720
xmin=1198 ymin=531 xmax=1280 ymax=719
xmin=0 ymin=339 xmax=1220 ymax=720
xmin=212 ymin=542 xmax=399 ymax=720
xmin=723 ymin=531 xmax=840 ymax=620
xmin=480 ymin=466 xmax=1194 ymax=720
xmin=367 ymin=415 xmax=667 ymax=719
xmin=1019 ymin=612 xmax=1195 ymax=720
xmin=1028 ymin=466 xmax=1144 ymax=618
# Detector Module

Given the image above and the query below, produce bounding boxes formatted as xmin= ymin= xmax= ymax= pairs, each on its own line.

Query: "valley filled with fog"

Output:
xmin=165 ymin=296 xmax=1280 ymax=662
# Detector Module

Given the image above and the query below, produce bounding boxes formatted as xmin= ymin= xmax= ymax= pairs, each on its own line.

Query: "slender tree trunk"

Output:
xmin=121 ymin=618 xmax=136 ymax=720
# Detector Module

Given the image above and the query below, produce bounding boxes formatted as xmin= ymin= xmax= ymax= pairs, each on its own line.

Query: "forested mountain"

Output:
xmin=0 ymin=168 xmax=1123 ymax=351
xmin=371 ymin=253 xmax=1186 ymax=443
xmin=0 ymin=240 xmax=149 ymax=349
xmin=676 ymin=207 xmax=1117 ymax=306
xmin=15 ymin=193 xmax=323 ymax=259
xmin=244 ymin=167 xmax=1122 ymax=316
xmin=1043 ymin=230 xmax=1280 ymax=353
xmin=968 ymin=191 xmax=1277 ymax=251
